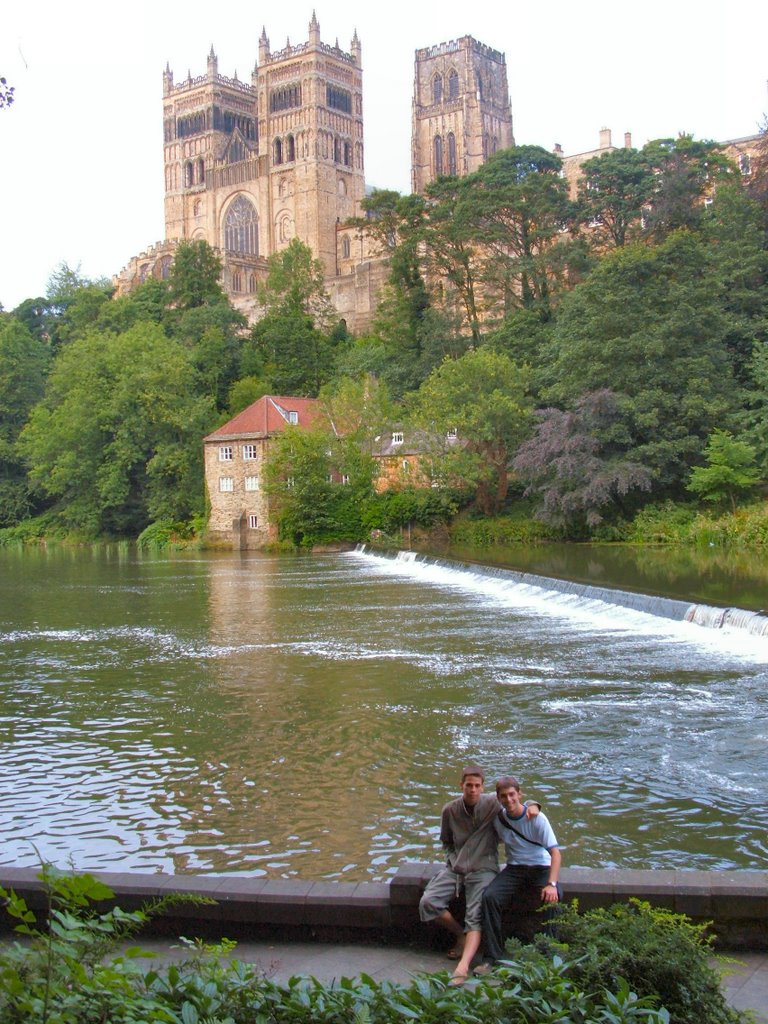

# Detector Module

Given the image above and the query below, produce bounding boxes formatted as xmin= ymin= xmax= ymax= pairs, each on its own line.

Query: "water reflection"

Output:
xmin=0 ymin=546 xmax=766 ymax=879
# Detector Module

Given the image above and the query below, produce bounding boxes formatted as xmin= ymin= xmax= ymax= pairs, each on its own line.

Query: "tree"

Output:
xmin=19 ymin=323 xmax=215 ymax=535
xmin=700 ymin=183 xmax=768 ymax=385
xmin=0 ymin=318 xmax=49 ymax=525
xmin=264 ymin=426 xmax=374 ymax=545
xmin=411 ymin=348 xmax=533 ymax=514
xmin=318 ymin=373 xmax=395 ymax=447
xmin=254 ymin=239 xmax=341 ymax=396
xmin=577 ymin=147 xmax=655 ymax=249
xmin=745 ymin=340 xmax=768 ymax=473
xmin=513 ymin=390 xmax=653 ymax=532
xmin=167 ymin=240 xmax=226 ymax=309
xmin=687 ymin=430 xmax=760 ymax=511
xmin=172 ymin=302 xmax=248 ymax=411
xmin=546 ymin=231 xmax=742 ymax=494
xmin=642 ymin=135 xmax=737 ymax=240
xmin=417 ymin=174 xmax=484 ymax=342
xmin=259 ymin=238 xmax=337 ymax=329
xmin=470 ymin=146 xmax=580 ymax=322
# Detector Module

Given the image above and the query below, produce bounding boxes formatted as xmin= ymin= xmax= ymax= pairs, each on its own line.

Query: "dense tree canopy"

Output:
xmin=546 ymin=231 xmax=742 ymax=493
xmin=19 ymin=323 xmax=215 ymax=535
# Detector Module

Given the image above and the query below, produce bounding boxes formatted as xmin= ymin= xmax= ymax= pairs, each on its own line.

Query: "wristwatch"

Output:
xmin=544 ymin=882 xmax=557 ymax=888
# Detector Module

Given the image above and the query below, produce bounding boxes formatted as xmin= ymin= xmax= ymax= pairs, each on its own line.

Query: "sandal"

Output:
xmin=449 ymin=971 xmax=469 ymax=986
xmin=446 ymin=943 xmax=465 ymax=960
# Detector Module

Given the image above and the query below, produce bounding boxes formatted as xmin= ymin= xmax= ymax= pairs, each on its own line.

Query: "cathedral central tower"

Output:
xmin=411 ymin=36 xmax=513 ymax=193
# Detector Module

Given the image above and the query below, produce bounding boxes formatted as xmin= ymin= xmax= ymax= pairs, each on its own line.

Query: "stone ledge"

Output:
xmin=1 ymin=864 xmax=766 ymax=950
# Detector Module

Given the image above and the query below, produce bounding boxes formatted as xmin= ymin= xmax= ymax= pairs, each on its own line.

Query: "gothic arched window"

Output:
xmin=274 ymin=139 xmax=283 ymax=165
xmin=448 ymin=69 xmax=459 ymax=101
xmin=286 ymin=135 xmax=295 ymax=162
xmin=333 ymin=137 xmax=341 ymax=163
xmin=184 ymin=161 xmax=194 ymax=187
xmin=341 ymin=236 xmax=351 ymax=259
xmin=433 ymin=74 xmax=443 ymax=104
xmin=434 ymin=135 xmax=444 ymax=177
xmin=447 ymin=133 xmax=457 ymax=176
xmin=197 ymin=158 xmax=205 ymax=184
xmin=224 ymin=195 xmax=259 ymax=256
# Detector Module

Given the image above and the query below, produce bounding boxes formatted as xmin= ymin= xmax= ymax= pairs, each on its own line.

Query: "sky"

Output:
xmin=1 ymin=0 xmax=766 ymax=311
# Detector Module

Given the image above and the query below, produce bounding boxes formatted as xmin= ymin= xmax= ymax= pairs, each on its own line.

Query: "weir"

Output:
xmin=356 ymin=545 xmax=768 ymax=638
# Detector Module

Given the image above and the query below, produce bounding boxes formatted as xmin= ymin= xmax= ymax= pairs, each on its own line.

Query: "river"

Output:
xmin=0 ymin=544 xmax=766 ymax=879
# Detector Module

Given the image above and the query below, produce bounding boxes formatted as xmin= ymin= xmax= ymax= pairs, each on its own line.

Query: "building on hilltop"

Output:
xmin=411 ymin=36 xmax=514 ymax=194
xmin=115 ymin=14 xmax=386 ymax=331
xmin=114 ymin=22 xmax=517 ymax=331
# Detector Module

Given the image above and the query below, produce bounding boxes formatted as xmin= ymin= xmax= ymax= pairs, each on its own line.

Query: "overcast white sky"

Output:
xmin=1 ymin=0 xmax=766 ymax=310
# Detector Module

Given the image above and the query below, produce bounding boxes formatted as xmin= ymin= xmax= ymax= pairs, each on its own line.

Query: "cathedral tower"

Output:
xmin=160 ymin=15 xmax=365 ymax=298
xmin=411 ymin=36 xmax=514 ymax=193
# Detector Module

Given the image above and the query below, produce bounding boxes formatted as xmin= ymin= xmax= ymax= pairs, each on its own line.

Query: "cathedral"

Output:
xmin=111 ymin=13 xmax=762 ymax=331
xmin=113 ymin=16 xmax=516 ymax=332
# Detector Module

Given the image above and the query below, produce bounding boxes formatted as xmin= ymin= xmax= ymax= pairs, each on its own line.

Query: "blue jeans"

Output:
xmin=481 ymin=864 xmax=562 ymax=962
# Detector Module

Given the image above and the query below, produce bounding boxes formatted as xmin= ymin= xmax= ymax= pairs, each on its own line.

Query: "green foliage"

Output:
xmin=642 ymin=135 xmax=737 ymax=240
xmin=412 ymin=348 xmax=533 ymax=515
xmin=0 ymin=318 xmax=50 ymax=526
xmin=511 ymin=898 xmax=744 ymax=1024
xmin=469 ymin=145 xmax=581 ymax=323
xmin=686 ymin=430 xmax=760 ymax=510
xmin=627 ymin=501 xmax=700 ymax=543
xmin=260 ymin=237 xmax=337 ymax=329
xmin=2 ymin=871 xmax=740 ymax=1024
xmin=227 ymin=374 xmax=271 ymax=416
xmin=362 ymin=487 xmax=458 ymax=535
xmin=167 ymin=239 xmax=226 ymax=309
xmin=136 ymin=518 xmax=202 ymax=549
xmin=448 ymin=510 xmax=558 ymax=546
xmin=578 ymin=147 xmax=655 ymax=249
xmin=0 ymin=862 xmax=215 ymax=1024
xmin=547 ymin=231 xmax=742 ymax=495
xmin=264 ymin=427 xmax=375 ymax=546
xmin=19 ymin=322 xmax=216 ymax=535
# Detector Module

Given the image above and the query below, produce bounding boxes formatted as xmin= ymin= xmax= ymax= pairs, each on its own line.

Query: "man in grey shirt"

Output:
xmin=419 ymin=766 xmax=539 ymax=984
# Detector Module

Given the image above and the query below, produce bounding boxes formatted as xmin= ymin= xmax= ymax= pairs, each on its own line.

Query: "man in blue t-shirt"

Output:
xmin=475 ymin=775 xmax=562 ymax=973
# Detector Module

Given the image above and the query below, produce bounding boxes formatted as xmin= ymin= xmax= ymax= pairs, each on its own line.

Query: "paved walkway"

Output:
xmin=135 ymin=938 xmax=768 ymax=1022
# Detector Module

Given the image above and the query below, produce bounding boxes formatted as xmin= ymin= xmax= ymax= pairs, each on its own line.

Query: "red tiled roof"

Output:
xmin=204 ymin=396 xmax=325 ymax=440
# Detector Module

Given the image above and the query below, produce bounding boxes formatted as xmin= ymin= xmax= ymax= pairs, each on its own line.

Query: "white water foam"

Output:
xmin=348 ymin=549 xmax=768 ymax=664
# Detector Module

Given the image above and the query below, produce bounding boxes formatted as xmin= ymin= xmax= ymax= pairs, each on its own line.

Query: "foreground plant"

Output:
xmin=0 ymin=870 xmax=740 ymax=1024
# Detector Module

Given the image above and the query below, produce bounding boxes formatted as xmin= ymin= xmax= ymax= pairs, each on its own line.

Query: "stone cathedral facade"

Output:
xmin=114 ymin=18 xmax=514 ymax=332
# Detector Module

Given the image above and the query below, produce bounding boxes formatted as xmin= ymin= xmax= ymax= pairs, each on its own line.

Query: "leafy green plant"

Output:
xmin=0 ymin=863 xmax=214 ymax=1023
xmin=503 ymin=898 xmax=745 ymax=1024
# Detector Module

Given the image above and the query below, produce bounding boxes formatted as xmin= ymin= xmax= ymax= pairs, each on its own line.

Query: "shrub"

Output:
xmin=504 ymin=898 xmax=745 ymax=1024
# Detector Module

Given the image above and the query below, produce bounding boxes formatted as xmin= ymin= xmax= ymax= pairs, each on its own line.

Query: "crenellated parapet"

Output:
xmin=415 ymin=36 xmax=505 ymax=65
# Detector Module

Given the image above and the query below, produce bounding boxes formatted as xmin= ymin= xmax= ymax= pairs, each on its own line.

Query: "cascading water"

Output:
xmin=375 ymin=545 xmax=768 ymax=642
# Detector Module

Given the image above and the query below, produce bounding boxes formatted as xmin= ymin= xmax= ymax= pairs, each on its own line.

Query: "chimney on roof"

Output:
xmin=599 ymin=127 xmax=612 ymax=150
xmin=624 ymin=131 xmax=632 ymax=149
